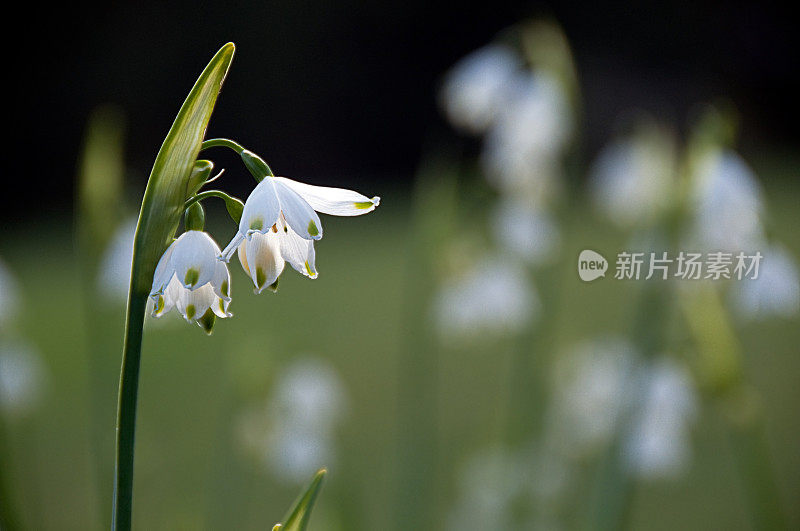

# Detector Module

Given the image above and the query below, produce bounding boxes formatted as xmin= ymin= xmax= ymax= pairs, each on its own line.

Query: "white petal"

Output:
xmin=272 ymin=179 xmax=323 ymax=240
xmin=243 ymin=231 xmax=285 ymax=292
xmin=170 ymin=231 xmax=219 ymax=289
xmin=175 ymin=283 xmax=215 ymax=322
xmin=153 ymin=275 xmax=181 ymax=317
xmin=240 ymin=178 xmax=282 ymax=235
xmin=274 ymin=177 xmax=380 ymax=216
xmin=277 ymin=219 xmax=318 ymax=279
xmin=150 ymin=240 xmax=178 ymax=295
xmin=211 ymin=260 xmax=231 ymax=301
xmin=211 ymin=296 xmax=232 ymax=318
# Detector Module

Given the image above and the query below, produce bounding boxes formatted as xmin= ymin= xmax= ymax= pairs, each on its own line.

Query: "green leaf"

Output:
xmin=275 ymin=468 xmax=327 ymax=531
xmin=129 ymin=42 xmax=235 ymax=296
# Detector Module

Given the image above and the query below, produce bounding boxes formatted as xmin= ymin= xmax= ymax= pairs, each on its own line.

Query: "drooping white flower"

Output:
xmin=732 ymin=244 xmax=800 ymax=320
xmin=624 ymin=358 xmax=697 ymax=479
xmin=491 ymin=198 xmax=561 ymax=265
xmin=549 ymin=338 xmax=637 ymax=458
xmin=689 ymin=149 xmax=765 ymax=252
xmin=97 ymin=217 xmax=137 ymax=300
xmin=481 ymin=71 xmax=571 ymax=196
xmin=0 ymin=340 xmax=46 ymax=418
xmin=220 ymin=176 xmax=379 ymax=291
xmin=236 ymin=357 xmax=348 ymax=483
xmin=439 ymin=44 xmax=521 ymax=134
xmin=433 ymin=256 xmax=538 ymax=340
xmin=149 ymin=230 xmax=231 ymax=324
xmin=588 ymin=128 xmax=675 ymax=228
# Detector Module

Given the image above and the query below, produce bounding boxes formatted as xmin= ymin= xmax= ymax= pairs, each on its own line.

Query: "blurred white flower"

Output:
xmin=732 ymin=245 xmax=800 ymax=320
xmin=434 ymin=257 xmax=538 ymax=339
xmin=0 ymin=341 xmax=46 ymax=418
xmin=549 ymin=338 xmax=636 ymax=457
xmin=492 ymin=198 xmax=561 ymax=265
xmin=445 ymin=446 xmax=526 ymax=531
xmin=588 ymin=129 xmax=674 ymax=227
xmin=689 ymin=149 xmax=765 ymax=252
xmin=97 ymin=217 xmax=137 ymax=300
xmin=482 ymin=72 xmax=571 ymax=196
xmin=439 ymin=44 xmax=521 ymax=134
xmin=238 ymin=357 xmax=348 ymax=483
xmin=0 ymin=258 xmax=20 ymax=329
xmin=624 ymin=358 xmax=697 ymax=479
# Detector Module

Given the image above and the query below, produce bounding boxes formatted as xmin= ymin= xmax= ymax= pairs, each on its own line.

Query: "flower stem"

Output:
xmin=111 ymin=289 xmax=147 ymax=531
xmin=200 ymin=138 xmax=244 ymax=154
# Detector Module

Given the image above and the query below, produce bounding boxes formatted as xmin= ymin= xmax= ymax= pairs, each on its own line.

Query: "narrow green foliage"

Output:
xmin=276 ymin=469 xmax=327 ymax=531
xmin=128 ymin=42 xmax=235 ymax=297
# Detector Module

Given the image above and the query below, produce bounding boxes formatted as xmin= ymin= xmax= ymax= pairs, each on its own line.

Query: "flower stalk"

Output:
xmin=112 ymin=42 xmax=235 ymax=530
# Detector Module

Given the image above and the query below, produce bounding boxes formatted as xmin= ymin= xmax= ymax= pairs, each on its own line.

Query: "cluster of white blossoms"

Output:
xmin=149 ymin=171 xmax=379 ymax=330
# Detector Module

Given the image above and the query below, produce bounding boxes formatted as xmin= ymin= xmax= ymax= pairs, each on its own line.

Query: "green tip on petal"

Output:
xmin=307 ymin=220 xmax=319 ymax=237
xmin=184 ymin=268 xmax=200 ymax=287
xmin=250 ymin=218 xmax=264 ymax=231
xmin=256 ymin=267 xmax=267 ymax=289
xmin=221 ymin=279 xmax=229 ymax=297
xmin=267 ymin=278 xmax=280 ymax=293
xmin=354 ymin=201 xmax=373 ymax=209
xmin=155 ymin=295 xmax=165 ymax=315
xmin=186 ymin=304 xmax=196 ymax=320
xmin=198 ymin=308 xmax=216 ymax=334
xmin=304 ymin=261 xmax=316 ymax=278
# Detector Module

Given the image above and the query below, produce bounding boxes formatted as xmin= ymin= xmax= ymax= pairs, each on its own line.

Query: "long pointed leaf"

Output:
xmin=276 ymin=469 xmax=327 ymax=531
xmin=129 ymin=42 xmax=235 ymax=296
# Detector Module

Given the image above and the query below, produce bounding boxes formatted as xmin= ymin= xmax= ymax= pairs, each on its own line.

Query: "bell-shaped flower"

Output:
xmin=220 ymin=177 xmax=379 ymax=291
xmin=149 ymin=230 xmax=232 ymax=325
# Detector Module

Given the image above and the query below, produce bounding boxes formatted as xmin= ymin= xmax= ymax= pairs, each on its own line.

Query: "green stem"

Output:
xmin=200 ymin=138 xmax=244 ymax=154
xmin=183 ymin=189 xmax=241 ymax=210
xmin=111 ymin=289 xmax=147 ymax=531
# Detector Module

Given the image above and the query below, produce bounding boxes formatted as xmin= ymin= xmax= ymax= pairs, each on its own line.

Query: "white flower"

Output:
xmin=439 ymin=44 xmax=521 ymax=134
xmin=220 ymin=176 xmax=379 ymax=292
xmin=481 ymin=71 xmax=571 ymax=196
xmin=149 ymin=230 xmax=232 ymax=323
xmin=732 ymin=245 xmax=800 ymax=320
xmin=689 ymin=149 xmax=765 ymax=251
xmin=433 ymin=256 xmax=538 ymax=339
xmin=491 ymin=198 xmax=561 ymax=265
xmin=549 ymin=338 xmax=636 ymax=457
xmin=0 ymin=340 xmax=46 ymax=418
xmin=236 ymin=357 xmax=348 ymax=483
xmin=588 ymin=128 xmax=675 ymax=228
xmin=97 ymin=217 xmax=137 ymax=300
xmin=624 ymin=359 xmax=697 ymax=479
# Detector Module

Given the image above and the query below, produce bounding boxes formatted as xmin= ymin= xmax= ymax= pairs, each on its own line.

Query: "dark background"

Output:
xmin=8 ymin=1 xmax=798 ymax=222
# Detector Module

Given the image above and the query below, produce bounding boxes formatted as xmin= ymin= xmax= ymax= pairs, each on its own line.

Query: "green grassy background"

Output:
xmin=1 ymin=155 xmax=798 ymax=530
